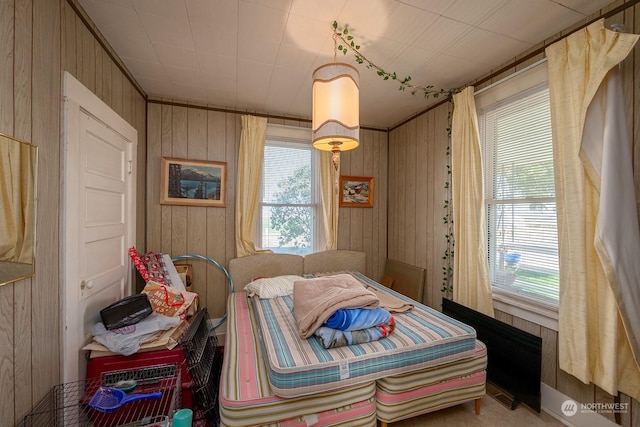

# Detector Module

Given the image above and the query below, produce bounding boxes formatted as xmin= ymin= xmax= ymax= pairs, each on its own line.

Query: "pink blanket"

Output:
xmin=292 ymin=274 xmax=379 ymax=338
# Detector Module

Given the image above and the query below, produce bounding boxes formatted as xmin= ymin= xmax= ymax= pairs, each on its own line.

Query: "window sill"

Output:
xmin=492 ymin=292 xmax=558 ymax=331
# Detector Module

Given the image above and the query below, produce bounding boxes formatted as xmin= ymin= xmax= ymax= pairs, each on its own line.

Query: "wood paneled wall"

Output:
xmin=0 ymin=1 xmax=146 ymax=425
xmin=387 ymin=0 xmax=640 ymax=424
xmin=388 ymin=103 xmax=451 ymax=309
xmin=336 ymin=127 xmax=389 ymax=280
xmin=145 ymin=105 xmax=388 ymax=320
xmin=2 ymin=0 xmax=638 ymax=425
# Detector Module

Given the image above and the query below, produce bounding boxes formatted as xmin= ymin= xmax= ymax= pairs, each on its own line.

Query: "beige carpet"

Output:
xmin=390 ymin=384 xmax=565 ymax=427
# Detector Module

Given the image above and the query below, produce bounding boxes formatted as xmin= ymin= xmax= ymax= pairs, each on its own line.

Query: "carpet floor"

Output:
xmin=389 ymin=383 xmax=566 ymax=427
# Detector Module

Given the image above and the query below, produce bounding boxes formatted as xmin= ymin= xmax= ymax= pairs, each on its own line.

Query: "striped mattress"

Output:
xmin=251 ymin=271 xmax=478 ymax=398
xmin=376 ymin=340 xmax=487 ymax=423
xmin=219 ymin=291 xmax=377 ymax=427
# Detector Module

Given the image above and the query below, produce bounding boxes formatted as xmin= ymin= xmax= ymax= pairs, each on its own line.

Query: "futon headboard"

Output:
xmin=228 ymin=250 xmax=366 ymax=287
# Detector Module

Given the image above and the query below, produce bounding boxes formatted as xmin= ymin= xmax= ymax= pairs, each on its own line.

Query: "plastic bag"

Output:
xmin=91 ymin=313 xmax=180 ymax=356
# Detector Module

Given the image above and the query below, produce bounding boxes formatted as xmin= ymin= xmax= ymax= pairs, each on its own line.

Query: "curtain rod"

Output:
xmin=474 ymin=15 xmax=631 ymax=98
xmin=389 ymin=0 xmax=640 ymax=131
xmin=473 ymin=58 xmax=548 ymax=97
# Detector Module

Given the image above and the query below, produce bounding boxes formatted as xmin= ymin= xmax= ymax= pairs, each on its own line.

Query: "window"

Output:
xmin=257 ymin=125 xmax=323 ymax=255
xmin=478 ymin=66 xmax=559 ymax=309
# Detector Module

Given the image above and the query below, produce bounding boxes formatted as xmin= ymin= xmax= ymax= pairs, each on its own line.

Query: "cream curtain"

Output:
xmin=546 ymin=18 xmax=640 ymax=400
xmin=0 ymin=140 xmax=36 ymax=264
xmin=319 ymin=152 xmax=339 ymax=250
xmin=235 ymin=115 xmax=271 ymax=257
xmin=451 ymin=86 xmax=495 ymax=317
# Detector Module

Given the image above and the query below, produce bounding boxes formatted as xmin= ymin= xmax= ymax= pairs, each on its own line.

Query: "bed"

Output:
xmin=219 ymin=250 xmax=487 ymax=427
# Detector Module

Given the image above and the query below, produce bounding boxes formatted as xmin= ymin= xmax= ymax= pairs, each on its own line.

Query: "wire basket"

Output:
xmin=179 ymin=308 xmax=222 ymax=426
xmin=180 ymin=308 xmax=217 ymax=365
xmin=20 ymin=364 xmax=181 ymax=427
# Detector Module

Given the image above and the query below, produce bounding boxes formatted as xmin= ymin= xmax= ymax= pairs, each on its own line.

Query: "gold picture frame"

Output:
xmin=174 ymin=263 xmax=193 ymax=292
xmin=339 ymin=175 xmax=374 ymax=208
xmin=160 ymin=157 xmax=227 ymax=207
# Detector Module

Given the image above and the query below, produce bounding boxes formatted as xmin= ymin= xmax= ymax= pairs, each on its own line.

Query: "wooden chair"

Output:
xmin=381 ymin=259 xmax=425 ymax=302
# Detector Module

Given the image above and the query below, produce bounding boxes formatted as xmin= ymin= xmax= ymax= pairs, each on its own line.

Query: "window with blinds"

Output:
xmin=258 ymin=128 xmax=321 ymax=255
xmin=479 ymin=83 xmax=559 ymax=308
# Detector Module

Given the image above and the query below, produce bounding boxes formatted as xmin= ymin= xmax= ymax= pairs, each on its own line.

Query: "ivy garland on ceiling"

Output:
xmin=332 ymin=21 xmax=454 ymax=99
xmin=333 ymin=21 xmax=455 ymax=299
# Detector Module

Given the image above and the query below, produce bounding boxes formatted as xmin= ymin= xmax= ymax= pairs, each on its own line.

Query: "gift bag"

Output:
xmin=142 ymin=281 xmax=198 ymax=318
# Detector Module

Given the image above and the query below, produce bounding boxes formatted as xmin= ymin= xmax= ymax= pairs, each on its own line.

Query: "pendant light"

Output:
xmin=312 ymin=60 xmax=360 ymax=170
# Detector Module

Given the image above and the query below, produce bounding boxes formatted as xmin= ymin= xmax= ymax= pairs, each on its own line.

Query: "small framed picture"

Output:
xmin=340 ymin=175 xmax=374 ymax=208
xmin=160 ymin=157 xmax=227 ymax=207
xmin=174 ymin=263 xmax=193 ymax=291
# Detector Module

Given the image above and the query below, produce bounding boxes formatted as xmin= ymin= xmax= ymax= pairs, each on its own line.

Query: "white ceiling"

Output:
xmin=77 ymin=0 xmax=613 ymax=128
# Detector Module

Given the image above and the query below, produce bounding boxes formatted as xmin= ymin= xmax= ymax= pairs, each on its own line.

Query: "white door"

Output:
xmin=63 ymin=72 xmax=137 ymax=383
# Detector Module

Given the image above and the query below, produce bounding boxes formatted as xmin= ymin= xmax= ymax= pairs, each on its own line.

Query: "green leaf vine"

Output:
xmin=332 ymin=22 xmax=454 ymax=99
xmin=441 ymin=109 xmax=454 ymax=300
xmin=332 ymin=21 xmax=456 ymax=298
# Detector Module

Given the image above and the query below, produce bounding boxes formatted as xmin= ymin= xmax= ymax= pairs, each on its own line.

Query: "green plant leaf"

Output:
xmin=331 ymin=25 xmax=456 ymax=297
xmin=332 ymin=20 xmax=454 ymax=101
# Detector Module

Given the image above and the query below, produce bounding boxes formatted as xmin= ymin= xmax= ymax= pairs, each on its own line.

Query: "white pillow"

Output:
xmin=244 ymin=275 xmax=303 ymax=298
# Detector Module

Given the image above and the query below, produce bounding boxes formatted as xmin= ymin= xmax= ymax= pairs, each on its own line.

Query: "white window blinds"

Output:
xmin=479 ymin=83 xmax=559 ymax=308
xmin=259 ymin=126 xmax=320 ymax=255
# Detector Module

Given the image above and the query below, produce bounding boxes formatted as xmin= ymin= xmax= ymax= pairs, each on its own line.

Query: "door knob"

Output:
xmin=81 ymin=279 xmax=94 ymax=289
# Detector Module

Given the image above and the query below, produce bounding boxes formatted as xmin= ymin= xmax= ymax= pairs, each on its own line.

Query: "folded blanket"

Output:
xmin=315 ymin=315 xmax=396 ymax=349
xmin=367 ymin=286 xmax=414 ymax=313
xmin=293 ymin=274 xmax=379 ymax=338
xmin=325 ymin=307 xmax=392 ymax=331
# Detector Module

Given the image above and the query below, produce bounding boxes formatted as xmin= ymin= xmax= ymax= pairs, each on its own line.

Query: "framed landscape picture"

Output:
xmin=340 ymin=175 xmax=374 ymax=208
xmin=160 ymin=157 xmax=227 ymax=207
